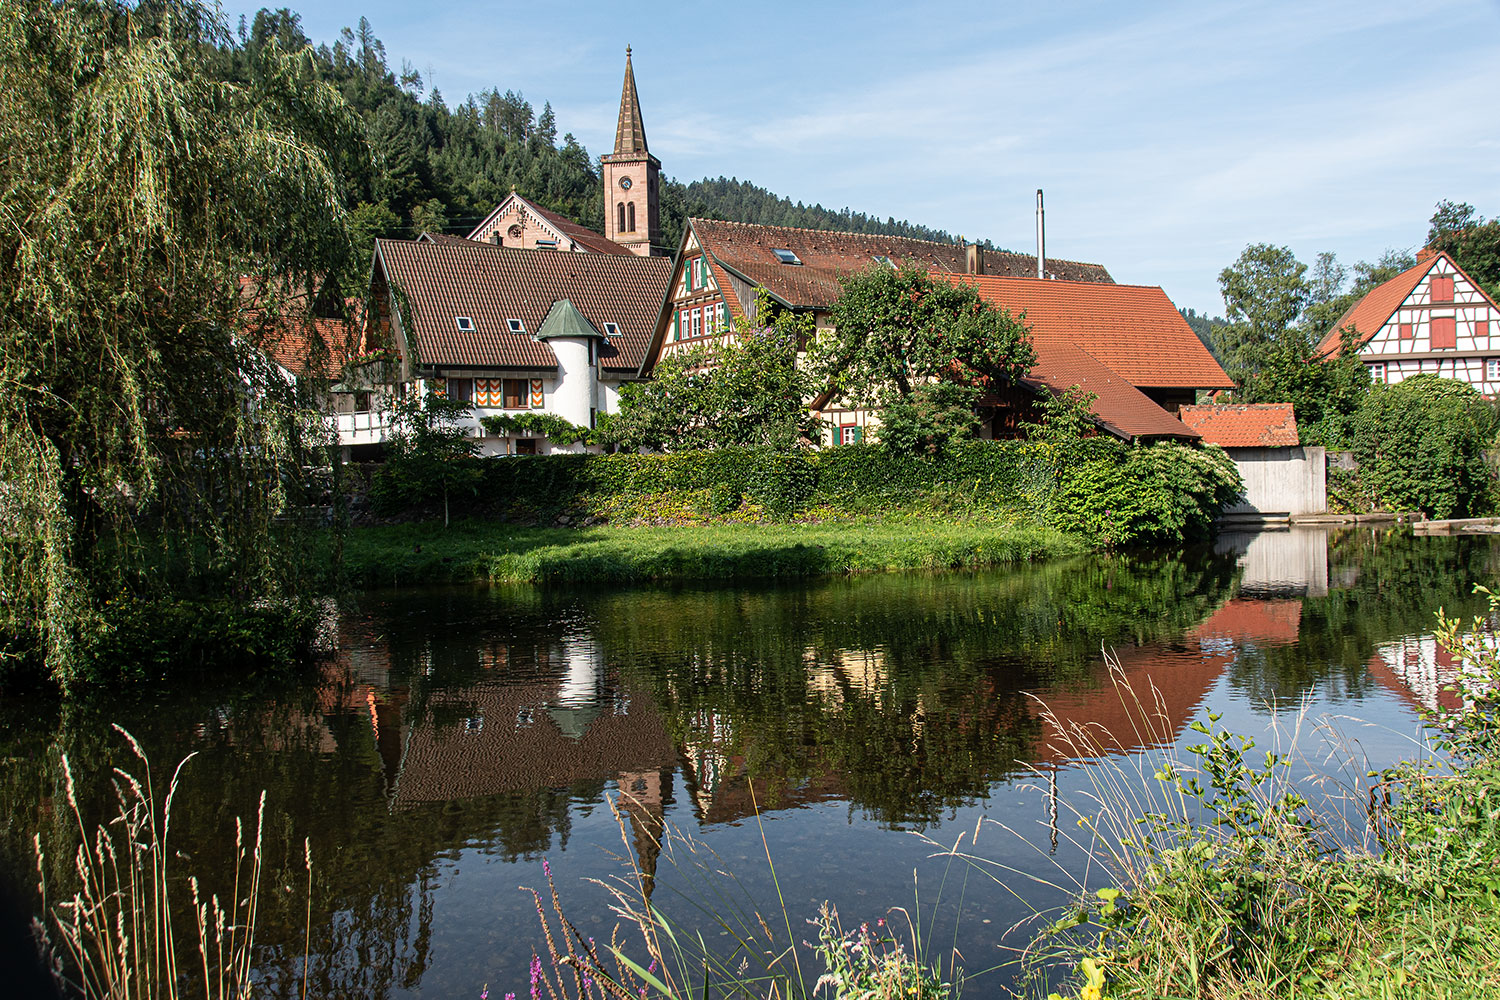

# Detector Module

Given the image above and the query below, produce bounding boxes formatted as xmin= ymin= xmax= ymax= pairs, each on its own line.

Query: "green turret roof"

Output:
xmin=534 ymin=298 xmax=604 ymax=340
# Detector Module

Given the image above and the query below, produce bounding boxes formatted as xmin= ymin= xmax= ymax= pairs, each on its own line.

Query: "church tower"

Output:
xmin=600 ymin=47 xmax=661 ymax=256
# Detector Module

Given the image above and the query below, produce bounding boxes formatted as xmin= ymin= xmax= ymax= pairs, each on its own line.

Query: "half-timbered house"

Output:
xmin=1313 ymin=249 xmax=1500 ymax=393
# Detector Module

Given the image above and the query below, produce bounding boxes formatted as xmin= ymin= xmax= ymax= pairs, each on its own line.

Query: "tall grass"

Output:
xmin=32 ymin=725 xmax=311 ymax=1000
xmin=516 ymin=790 xmax=956 ymax=1000
xmin=929 ymin=645 xmax=1500 ymax=1000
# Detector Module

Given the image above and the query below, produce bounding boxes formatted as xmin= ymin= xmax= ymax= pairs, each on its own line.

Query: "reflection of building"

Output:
xmin=1028 ymin=597 xmax=1303 ymax=762
xmin=1215 ymin=527 xmax=1329 ymax=597
xmin=1365 ymin=635 xmax=1464 ymax=714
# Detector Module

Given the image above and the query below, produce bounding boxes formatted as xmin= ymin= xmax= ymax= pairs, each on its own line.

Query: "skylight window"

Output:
xmin=455 ymin=316 xmax=475 ymax=331
xmin=602 ymin=322 xmax=620 ymax=340
xmin=507 ymin=319 xmax=526 ymax=334
xmin=772 ymin=248 xmax=802 ymax=265
xmin=872 ymin=255 xmax=895 ymax=268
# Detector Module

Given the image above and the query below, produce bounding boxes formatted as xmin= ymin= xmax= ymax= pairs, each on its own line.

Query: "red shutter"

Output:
xmin=1432 ymin=316 xmax=1457 ymax=349
xmin=1431 ymin=276 xmax=1454 ymax=302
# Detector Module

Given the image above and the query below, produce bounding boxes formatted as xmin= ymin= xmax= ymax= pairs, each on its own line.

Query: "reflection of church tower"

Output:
xmin=616 ymin=768 xmax=671 ymax=900
xmin=600 ymin=47 xmax=661 ymax=256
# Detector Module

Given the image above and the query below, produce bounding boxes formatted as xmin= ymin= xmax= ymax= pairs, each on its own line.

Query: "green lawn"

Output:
xmin=342 ymin=516 xmax=1087 ymax=587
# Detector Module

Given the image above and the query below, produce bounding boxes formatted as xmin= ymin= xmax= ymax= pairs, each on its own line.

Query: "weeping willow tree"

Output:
xmin=0 ymin=0 xmax=361 ymax=687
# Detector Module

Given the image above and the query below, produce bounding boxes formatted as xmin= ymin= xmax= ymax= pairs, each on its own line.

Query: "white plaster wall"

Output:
xmin=1223 ymin=446 xmax=1326 ymax=517
xmin=548 ymin=337 xmax=597 ymax=447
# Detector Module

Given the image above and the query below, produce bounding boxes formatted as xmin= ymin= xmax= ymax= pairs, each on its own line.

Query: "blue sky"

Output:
xmin=249 ymin=0 xmax=1500 ymax=315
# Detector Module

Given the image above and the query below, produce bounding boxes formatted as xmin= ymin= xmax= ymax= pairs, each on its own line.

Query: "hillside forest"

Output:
xmin=220 ymin=8 xmax=994 ymax=294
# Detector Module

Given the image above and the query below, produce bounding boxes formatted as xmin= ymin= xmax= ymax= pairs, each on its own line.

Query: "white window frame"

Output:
xmin=507 ymin=318 xmax=526 ymax=334
xmin=1486 ymin=358 xmax=1500 ymax=381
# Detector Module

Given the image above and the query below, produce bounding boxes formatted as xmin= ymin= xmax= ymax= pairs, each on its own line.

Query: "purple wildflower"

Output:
xmin=482 ymin=987 xmax=489 ymax=1000
xmin=530 ymin=955 xmax=543 ymax=1000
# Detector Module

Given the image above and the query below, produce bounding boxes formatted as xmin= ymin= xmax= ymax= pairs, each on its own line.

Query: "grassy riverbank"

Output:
xmin=342 ymin=516 xmax=1088 ymax=587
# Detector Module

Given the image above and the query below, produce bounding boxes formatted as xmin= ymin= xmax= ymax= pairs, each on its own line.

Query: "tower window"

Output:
xmin=772 ymin=248 xmax=802 ymax=265
xmin=627 ymin=202 xmax=636 ymax=233
xmin=617 ymin=202 xmax=626 ymax=234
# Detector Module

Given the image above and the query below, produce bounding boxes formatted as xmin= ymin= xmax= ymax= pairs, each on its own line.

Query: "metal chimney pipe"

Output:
xmin=1036 ymin=188 xmax=1045 ymax=279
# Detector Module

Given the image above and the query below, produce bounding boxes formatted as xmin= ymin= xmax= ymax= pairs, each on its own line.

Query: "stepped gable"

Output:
xmin=951 ymin=274 xmax=1233 ymax=390
xmin=373 ymin=239 xmax=670 ymax=372
xmin=1026 ymin=337 xmax=1199 ymax=441
xmin=1178 ymin=403 xmax=1299 ymax=447
xmin=690 ymin=219 xmax=1112 ymax=312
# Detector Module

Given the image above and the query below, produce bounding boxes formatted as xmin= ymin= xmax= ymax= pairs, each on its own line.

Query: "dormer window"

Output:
xmin=772 ymin=248 xmax=802 ymax=265
xmin=455 ymin=316 xmax=475 ymax=332
xmin=507 ymin=319 xmax=525 ymax=334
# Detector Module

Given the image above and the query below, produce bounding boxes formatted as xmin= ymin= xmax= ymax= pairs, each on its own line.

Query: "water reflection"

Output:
xmin=2 ymin=527 xmax=1495 ymax=999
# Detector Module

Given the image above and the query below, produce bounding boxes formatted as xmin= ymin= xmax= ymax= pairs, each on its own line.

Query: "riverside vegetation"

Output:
xmin=1023 ymin=588 xmax=1500 ymax=1000
xmin=351 ymin=438 xmax=1243 ymax=587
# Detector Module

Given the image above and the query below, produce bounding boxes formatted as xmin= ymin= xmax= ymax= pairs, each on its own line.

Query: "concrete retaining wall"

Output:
xmin=1223 ymin=445 xmax=1326 ymax=518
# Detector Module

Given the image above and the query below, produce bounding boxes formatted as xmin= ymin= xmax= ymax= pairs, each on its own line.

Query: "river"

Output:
xmin=1 ymin=526 xmax=1493 ymax=999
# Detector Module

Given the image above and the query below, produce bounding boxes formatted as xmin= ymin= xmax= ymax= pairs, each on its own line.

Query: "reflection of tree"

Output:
xmin=591 ymin=550 xmax=1240 ymax=828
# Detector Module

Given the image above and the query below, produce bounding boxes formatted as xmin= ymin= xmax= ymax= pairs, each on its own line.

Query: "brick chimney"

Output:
xmin=966 ymin=243 xmax=985 ymax=275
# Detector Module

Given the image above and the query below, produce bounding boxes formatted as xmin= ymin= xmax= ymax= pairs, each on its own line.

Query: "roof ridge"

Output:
xmin=967 ymin=273 xmax=1168 ymax=293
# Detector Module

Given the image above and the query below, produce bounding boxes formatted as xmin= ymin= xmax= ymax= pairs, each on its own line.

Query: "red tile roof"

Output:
xmin=238 ymin=275 xmax=361 ymax=379
xmin=1026 ymin=337 xmax=1199 ymax=441
xmin=691 ymin=218 xmax=1113 ymax=314
xmin=1178 ymin=403 xmax=1299 ymax=448
xmin=949 ymin=274 xmax=1234 ymax=390
xmin=374 ymin=239 xmax=670 ymax=371
xmin=1312 ymin=256 xmax=1434 ymax=357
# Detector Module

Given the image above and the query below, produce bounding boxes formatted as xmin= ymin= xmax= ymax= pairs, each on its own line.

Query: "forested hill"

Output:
xmin=218 ymin=10 xmax=989 ymax=283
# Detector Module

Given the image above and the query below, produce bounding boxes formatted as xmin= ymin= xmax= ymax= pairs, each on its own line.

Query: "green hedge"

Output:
xmin=367 ymin=437 xmax=1240 ymax=548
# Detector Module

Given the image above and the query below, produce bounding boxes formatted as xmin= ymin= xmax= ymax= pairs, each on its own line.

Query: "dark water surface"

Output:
xmin=2 ymin=527 xmax=1494 ymax=998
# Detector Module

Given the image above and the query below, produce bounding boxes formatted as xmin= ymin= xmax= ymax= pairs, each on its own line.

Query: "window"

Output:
xmin=447 ymin=378 xmax=474 ymax=403
xmin=690 ymin=308 xmax=702 ymax=339
xmin=717 ymin=302 xmax=727 ymax=330
xmin=772 ymin=248 xmax=802 ymax=265
xmin=627 ymin=202 xmax=636 ymax=233
xmin=617 ymin=203 xmax=626 ymax=234
xmin=1398 ymin=323 xmax=1413 ymax=339
xmin=455 ymin=316 xmax=475 ymax=331
xmin=1432 ymin=316 xmax=1457 ymax=350
xmin=515 ymin=438 xmax=538 ymax=455
xmin=1369 ymin=362 xmax=1386 ymax=383
xmin=704 ymin=305 xmax=717 ymax=337
xmin=1431 ymin=276 xmax=1454 ymax=302
xmin=840 ymin=425 xmax=863 ymax=445
xmin=535 ymin=239 xmax=558 ymax=247
xmin=1488 ymin=359 xmax=1500 ymax=381
xmin=507 ymin=318 xmax=526 ymax=334
xmin=354 ymin=391 xmax=372 ymax=412
xmin=603 ymin=322 xmax=620 ymax=340
xmin=503 ymin=378 xmax=530 ymax=409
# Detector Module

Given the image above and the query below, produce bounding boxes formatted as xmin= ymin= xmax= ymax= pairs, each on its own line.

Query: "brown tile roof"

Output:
xmin=1178 ymin=403 xmax=1299 ymax=447
xmin=418 ymin=231 xmax=493 ymax=247
xmin=691 ymin=219 xmax=1113 ymax=313
xmin=1026 ymin=337 xmax=1200 ymax=441
xmin=374 ymin=239 xmax=670 ymax=371
xmin=610 ymin=47 xmax=649 ymax=157
xmin=950 ymin=274 xmax=1234 ymax=390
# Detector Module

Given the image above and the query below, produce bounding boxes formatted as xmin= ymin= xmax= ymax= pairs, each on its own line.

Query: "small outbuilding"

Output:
xmin=1178 ymin=403 xmax=1326 ymax=520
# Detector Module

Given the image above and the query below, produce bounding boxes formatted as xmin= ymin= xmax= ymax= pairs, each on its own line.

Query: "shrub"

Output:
xmin=1050 ymin=442 xmax=1242 ymax=546
xmin=1353 ymin=374 xmax=1495 ymax=517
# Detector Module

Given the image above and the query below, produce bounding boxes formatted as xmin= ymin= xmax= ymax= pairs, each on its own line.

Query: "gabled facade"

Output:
xmin=465 ymin=191 xmax=634 ymax=255
xmin=1313 ymin=250 xmax=1500 ymax=393
xmin=363 ymin=238 xmax=670 ymax=455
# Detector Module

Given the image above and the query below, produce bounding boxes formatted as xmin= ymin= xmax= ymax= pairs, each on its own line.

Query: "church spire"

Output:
xmin=613 ymin=46 xmax=648 ymax=156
